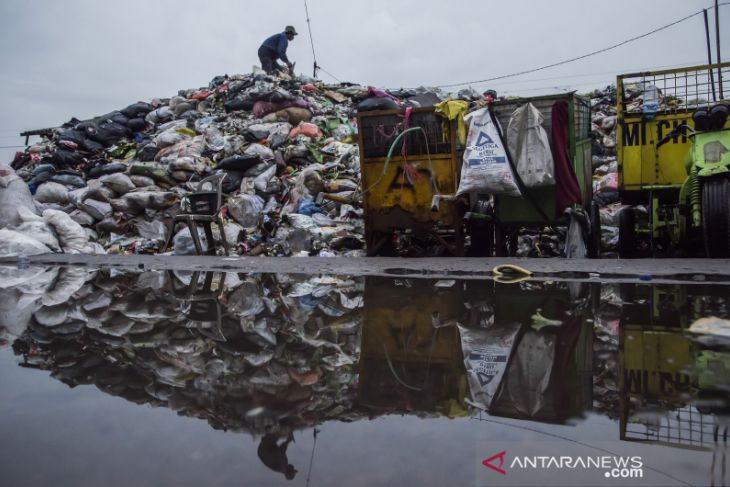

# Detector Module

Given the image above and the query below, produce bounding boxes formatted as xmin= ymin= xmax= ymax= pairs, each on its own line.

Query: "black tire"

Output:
xmin=702 ymin=177 xmax=730 ymax=258
xmin=618 ymin=208 xmax=636 ymax=259
xmin=588 ymin=201 xmax=602 ymax=258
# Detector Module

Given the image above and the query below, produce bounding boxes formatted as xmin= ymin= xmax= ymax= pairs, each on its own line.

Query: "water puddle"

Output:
xmin=0 ymin=265 xmax=728 ymax=486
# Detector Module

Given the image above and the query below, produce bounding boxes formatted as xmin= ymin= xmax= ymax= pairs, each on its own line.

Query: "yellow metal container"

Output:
xmin=356 ymin=107 xmax=463 ymax=255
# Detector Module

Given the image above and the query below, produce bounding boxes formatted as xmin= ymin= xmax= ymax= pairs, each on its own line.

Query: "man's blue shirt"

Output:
xmin=261 ymin=33 xmax=289 ymax=63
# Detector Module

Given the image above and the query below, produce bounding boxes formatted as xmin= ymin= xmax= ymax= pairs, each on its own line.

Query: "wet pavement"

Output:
xmin=1 ymin=264 xmax=729 ymax=487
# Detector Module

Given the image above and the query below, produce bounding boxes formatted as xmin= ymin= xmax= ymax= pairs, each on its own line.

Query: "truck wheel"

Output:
xmin=618 ymin=208 xmax=636 ymax=259
xmin=588 ymin=201 xmax=602 ymax=258
xmin=702 ymin=178 xmax=730 ymax=258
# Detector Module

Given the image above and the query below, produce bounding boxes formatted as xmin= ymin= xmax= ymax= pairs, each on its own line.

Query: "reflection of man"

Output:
xmin=258 ymin=26 xmax=297 ymax=75
xmin=257 ymin=433 xmax=297 ymax=480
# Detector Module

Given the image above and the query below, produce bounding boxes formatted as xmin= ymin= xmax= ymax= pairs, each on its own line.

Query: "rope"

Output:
xmin=303 ymin=0 xmax=319 ymax=78
xmin=492 ymin=264 xmax=533 ymax=284
xmin=305 ymin=428 xmax=320 ymax=487
xmin=433 ymin=4 xmax=729 ymax=89
xmin=317 ymin=66 xmax=342 ymax=83
xmin=360 ymin=126 xmax=439 ymax=196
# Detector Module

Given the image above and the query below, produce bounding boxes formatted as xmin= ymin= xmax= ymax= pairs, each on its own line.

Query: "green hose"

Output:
xmin=361 ymin=126 xmax=439 ymax=195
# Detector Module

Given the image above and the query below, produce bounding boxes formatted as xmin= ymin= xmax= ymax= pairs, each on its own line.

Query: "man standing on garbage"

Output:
xmin=258 ymin=26 xmax=297 ymax=75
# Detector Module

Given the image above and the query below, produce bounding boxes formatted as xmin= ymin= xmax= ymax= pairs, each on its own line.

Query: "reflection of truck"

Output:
xmin=359 ymin=277 xmax=466 ymax=415
xmin=358 ymin=278 xmax=594 ymax=422
xmin=618 ymin=284 xmax=730 ymax=448
xmin=616 ymin=63 xmax=730 ymax=257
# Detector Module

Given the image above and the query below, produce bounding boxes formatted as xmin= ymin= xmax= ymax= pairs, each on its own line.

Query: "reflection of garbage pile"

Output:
xmin=592 ymin=284 xmax=621 ymax=417
xmin=9 ymin=268 xmax=364 ymax=435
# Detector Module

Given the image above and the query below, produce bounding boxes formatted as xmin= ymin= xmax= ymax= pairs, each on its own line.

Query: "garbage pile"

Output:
xmin=6 ymin=266 xmax=364 ymax=435
xmin=6 ymin=70 xmax=369 ymax=257
xmin=3 ymin=69 xmax=637 ymax=258
xmin=589 ymin=85 xmax=624 ymax=255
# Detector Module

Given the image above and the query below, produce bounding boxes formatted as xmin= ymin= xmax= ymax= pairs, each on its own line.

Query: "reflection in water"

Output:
xmin=1 ymin=266 xmax=729 ymax=483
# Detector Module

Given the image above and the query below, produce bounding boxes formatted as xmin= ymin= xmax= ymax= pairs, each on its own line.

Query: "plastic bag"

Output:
xmin=288 ymin=122 xmax=322 ymax=139
xmin=274 ymin=107 xmax=312 ymax=125
xmin=253 ymin=164 xmax=277 ymax=193
xmin=0 ymin=163 xmax=38 ymax=228
xmin=15 ymin=222 xmax=61 ymax=252
xmin=494 ymin=330 xmax=555 ymax=417
xmin=79 ymin=199 xmax=112 ymax=220
xmin=459 ymin=323 xmax=521 ymax=411
xmin=0 ymin=228 xmax=50 ymax=257
xmin=205 ymin=126 xmax=226 ymax=152
xmin=69 ymin=209 xmax=96 ymax=227
xmin=154 ymin=129 xmax=189 ymax=148
xmin=145 ymin=106 xmax=173 ymax=125
xmin=42 ymin=266 xmax=88 ymax=307
xmin=267 ymin=123 xmax=293 ymax=149
xmin=506 ymin=103 xmax=554 ymax=187
xmin=216 ymin=154 xmax=262 ymax=171
xmin=99 ymin=172 xmax=135 ymax=195
xmin=121 ymin=102 xmax=153 ymax=119
xmin=164 ymin=156 xmax=206 ymax=173
xmin=130 ymin=175 xmax=155 ymax=188
xmin=457 ymin=107 xmax=520 ymax=197
xmin=135 ymin=220 xmax=167 ymax=240
xmin=228 ymin=193 xmax=264 ymax=228
xmin=244 ymin=143 xmax=275 ymax=161
xmin=34 ymin=181 xmax=70 ymax=204
xmin=564 ymin=211 xmax=587 ymax=258
xmin=42 ymin=209 xmax=88 ymax=253
xmin=173 ymin=226 xmax=208 ymax=255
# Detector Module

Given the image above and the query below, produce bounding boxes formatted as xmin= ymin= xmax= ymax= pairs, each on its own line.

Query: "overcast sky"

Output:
xmin=1 ymin=0 xmax=728 ymax=162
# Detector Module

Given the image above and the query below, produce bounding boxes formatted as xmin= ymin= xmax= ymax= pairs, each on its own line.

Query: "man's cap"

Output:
xmin=285 ymin=26 xmax=298 ymax=36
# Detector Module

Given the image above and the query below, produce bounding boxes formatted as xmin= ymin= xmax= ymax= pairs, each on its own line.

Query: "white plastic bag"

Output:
xmin=228 ymin=193 xmax=264 ymax=228
xmin=15 ymin=222 xmax=62 ymax=252
xmin=457 ymin=107 xmax=521 ymax=196
xmin=507 ymin=103 xmax=555 ymax=187
xmin=244 ymin=143 xmax=275 ymax=161
xmin=564 ymin=211 xmax=587 ymax=258
xmin=0 ymin=163 xmax=38 ymax=228
xmin=0 ymin=228 xmax=50 ymax=256
xmin=42 ymin=209 xmax=88 ymax=253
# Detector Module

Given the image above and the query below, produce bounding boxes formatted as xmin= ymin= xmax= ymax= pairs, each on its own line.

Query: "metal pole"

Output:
xmin=704 ymin=9 xmax=717 ymax=101
xmin=716 ymin=0 xmax=724 ymax=98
